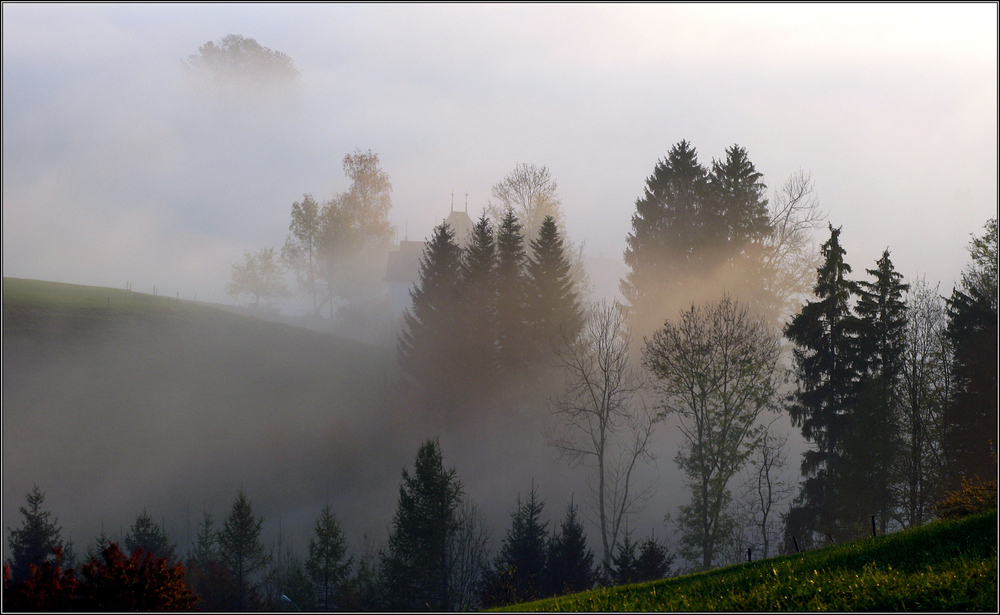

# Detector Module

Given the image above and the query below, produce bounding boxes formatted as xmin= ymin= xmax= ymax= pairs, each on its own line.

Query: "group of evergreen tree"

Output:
xmin=398 ymin=211 xmax=583 ymax=416
xmin=5 ymin=486 xmax=359 ymax=612
xmin=479 ymin=485 xmax=594 ymax=606
xmin=609 ymin=529 xmax=674 ymax=586
xmin=622 ymin=141 xmax=776 ymax=334
xmin=784 ymin=219 xmax=998 ymax=547
xmin=7 ymin=439 xmax=674 ymax=612
xmin=479 ymin=485 xmax=672 ymax=607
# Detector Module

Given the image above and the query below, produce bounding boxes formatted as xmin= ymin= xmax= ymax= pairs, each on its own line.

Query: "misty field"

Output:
xmin=502 ymin=509 xmax=998 ymax=612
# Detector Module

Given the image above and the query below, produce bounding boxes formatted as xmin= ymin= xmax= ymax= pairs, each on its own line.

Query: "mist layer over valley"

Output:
xmin=2 ymin=278 xmax=678 ymax=567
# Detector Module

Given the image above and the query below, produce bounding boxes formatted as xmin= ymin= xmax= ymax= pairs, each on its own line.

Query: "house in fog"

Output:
xmin=385 ymin=204 xmax=475 ymax=319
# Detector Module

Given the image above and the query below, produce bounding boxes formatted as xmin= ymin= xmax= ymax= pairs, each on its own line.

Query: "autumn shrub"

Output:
xmin=935 ymin=475 xmax=998 ymax=520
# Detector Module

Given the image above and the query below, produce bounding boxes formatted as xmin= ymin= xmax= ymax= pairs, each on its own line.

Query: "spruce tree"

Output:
xmin=6 ymin=486 xmax=63 ymax=582
xmin=622 ymin=140 xmax=707 ymax=333
xmin=784 ymin=224 xmax=861 ymax=546
xmin=943 ymin=284 xmax=998 ymax=487
xmin=306 ymin=503 xmax=352 ymax=611
xmin=495 ymin=208 xmax=529 ymax=379
xmin=705 ymin=144 xmax=771 ymax=252
xmin=525 ymin=215 xmax=584 ymax=362
xmin=397 ymin=222 xmax=464 ymax=409
xmin=844 ymin=250 xmax=908 ymax=535
xmin=706 ymin=145 xmax=777 ymax=319
xmin=484 ymin=483 xmax=549 ymax=606
xmin=610 ymin=530 xmax=639 ymax=586
xmin=380 ymin=439 xmax=463 ymax=611
xmin=86 ymin=526 xmax=113 ymax=565
xmin=623 ymin=142 xmax=782 ymax=334
xmin=190 ymin=510 xmax=217 ymax=566
xmin=941 ymin=216 xmax=998 ymax=489
xmin=218 ymin=489 xmax=271 ymax=611
xmin=635 ymin=535 xmax=673 ymax=582
xmin=545 ymin=500 xmax=594 ymax=596
xmin=123 ymin=509 xmax=177 ymax=563
xmin=455 ymin=213 xmax=499 ymax=401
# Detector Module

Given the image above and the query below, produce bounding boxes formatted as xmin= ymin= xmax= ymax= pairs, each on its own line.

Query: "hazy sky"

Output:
xmin=3 ymin=3 xmax=997 ymax=305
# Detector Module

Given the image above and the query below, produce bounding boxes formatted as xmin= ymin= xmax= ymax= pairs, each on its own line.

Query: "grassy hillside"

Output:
xmin=2 ymin=277 xmax=409 ymax=553
xmin=502 ymin=509 xmax=997 ymax=612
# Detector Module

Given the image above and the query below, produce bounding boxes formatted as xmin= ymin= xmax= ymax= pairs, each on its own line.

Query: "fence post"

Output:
xmin=871 ymin=516 xmax=876 ymax=538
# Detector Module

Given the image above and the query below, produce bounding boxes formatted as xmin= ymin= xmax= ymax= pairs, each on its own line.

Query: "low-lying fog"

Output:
xmin=2 ymin=3 xmax=996 ymax=572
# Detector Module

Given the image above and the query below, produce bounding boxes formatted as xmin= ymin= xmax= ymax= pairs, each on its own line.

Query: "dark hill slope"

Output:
xmin=2 ymin=278 xmax=407 ymax=551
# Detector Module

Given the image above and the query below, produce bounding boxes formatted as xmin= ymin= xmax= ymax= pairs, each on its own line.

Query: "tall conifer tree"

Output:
xmin=784 ymin=224 xmax=861 ymax=545
xmin=545 ymin=500 xmax=594 ymax=596
xmin=218 ymin=490 xmax=271 ymax=611
xmin=941 ymin=217 xmax=998 ymax=489
xmin=124 ymin=510 xmax=177 ymax=563
xmin=943 ymin=286 xmax=998 ymax=487
xmin=843 ymin=250 xmax=909 ymax=535
xmin=6 ymin=486 xmax=63 ymax=582
xmin=495 ymin=208 xmax=529 ymax=382
xmin=483 ymin=483 xmax=549 ymax=606
xmin=397 ymin=223 xmax=464 ymax=409
xmin=622 ymin=141 xmax=707 ymax=333
xmin=455 ymin=214 xmax=499 ymax=400
xmin=525 ymin=215 xmax=584 ymax=362
xmin=306 ymin=503 xmax=351 ymax=611
xmin=380 ymin=439 xmax=463 ymax=611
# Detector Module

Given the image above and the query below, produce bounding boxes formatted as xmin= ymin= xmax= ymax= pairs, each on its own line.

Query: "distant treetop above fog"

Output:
xmin=184 ymin=34 xmax=299 ymax=88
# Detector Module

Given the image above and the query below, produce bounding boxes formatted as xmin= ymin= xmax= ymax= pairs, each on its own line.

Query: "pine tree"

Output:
xmin=380 ymin=439 xmax=463 ymax=611
xmin=306 ymin=503 xmax=352 ymax=611
xmin=6 ymin=486 xmax=63 ymax=582
xmin=218 ymin=489 xmax=271 ymax=611
xmin=525 ymin=215 xmax=584 ymax=362
xmin=124 ymin=509 xmax=177 ymax=563
xmin=784 ymin=224 xmax=861 ymax=546
xmin=545 ymin=500 xmax=594 ymax=596
xmin=622 ymin=142 xmax=782 ymax=334
xmin=397 ymin=223 xmax=464 ymax=410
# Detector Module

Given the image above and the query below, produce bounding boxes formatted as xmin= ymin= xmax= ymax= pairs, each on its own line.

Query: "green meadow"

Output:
xmin=501 ymin=509 xmax=997 ymax=612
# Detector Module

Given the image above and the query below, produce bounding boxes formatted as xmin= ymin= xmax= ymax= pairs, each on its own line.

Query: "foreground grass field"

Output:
xmin=503 ymin=509 xmax=997 ymax=612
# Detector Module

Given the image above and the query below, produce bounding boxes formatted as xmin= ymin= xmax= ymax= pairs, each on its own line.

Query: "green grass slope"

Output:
xmin=503 ymin=510 xmax=998 ymax=612
xmin=2 ymin=277 xmax=405 ymax=549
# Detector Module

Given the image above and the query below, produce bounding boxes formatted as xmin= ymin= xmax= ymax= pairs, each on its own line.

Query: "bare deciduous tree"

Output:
xmin=899 ymin=276 xmax=952 ymax=527
xmin=487 ymin=164 xmax=592 ymax=297
xmin=487 ymin=163 xmax=562 ymax=240
xmin=643 ymin=295 xmax=782 ymax=570
xmin=758 ymin=169 xmax=827 ymax=324
xmin=547 ymin=300 xmax=658 ymax=571
xmin=446 ymin=501 xmax=491 ymax=612
xmin=738 ymin=423 xmax=793 ymax=559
